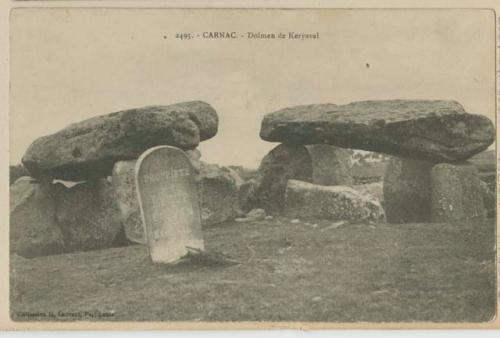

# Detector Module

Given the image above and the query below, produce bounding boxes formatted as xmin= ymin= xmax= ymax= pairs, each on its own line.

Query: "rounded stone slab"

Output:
xmin=22 ymin=101 xmax=218 ymax=181
xmin=260 ymin=100 xmax=494 ymax=163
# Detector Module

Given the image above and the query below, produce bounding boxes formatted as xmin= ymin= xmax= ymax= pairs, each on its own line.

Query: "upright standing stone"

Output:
xmin=112 ymin=160 xmax=144 ymax=244
xmin=135 ymin=146 xmax=204 ymax=263
xmin=10 ymin=177 xmax=65 ymax=258
xmin=55 ymin=178 xmax=124 ymax=252
xmin=431 ymin=163 xmax=486 ymax=222
xmin=383 ymin=158 xmax=434 ymax=223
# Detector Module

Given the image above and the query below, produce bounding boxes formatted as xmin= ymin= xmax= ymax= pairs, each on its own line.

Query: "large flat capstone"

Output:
xmin=260 ymin=100 xmax=494 ymax=163
xmin=22 ymin=101 xmax=218 ymax=181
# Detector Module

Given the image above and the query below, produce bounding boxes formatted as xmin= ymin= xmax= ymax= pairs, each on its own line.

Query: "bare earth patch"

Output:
xmin=10 ymin=218 xmax=496 ymax=322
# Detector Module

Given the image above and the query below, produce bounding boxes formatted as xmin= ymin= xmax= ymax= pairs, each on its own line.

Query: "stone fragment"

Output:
xmin=260 ymin=100 xmax=494 ymax=162
xmin=431 ymin=163 xmax=486 ymax=222
xmin=22 ymin=101 xmax=218 ymax=181
xmin=55 ymin=179 xmax=124 ymax=252
xmin=284 ymin=179 xmax=385 ymax=223
xmin=383 ymin=158 xmax=434 ymax=223
xmin=255 ymin=143 xmax=353 ymax=214
xmin=10 ymin=177 xmax=65 ymax=258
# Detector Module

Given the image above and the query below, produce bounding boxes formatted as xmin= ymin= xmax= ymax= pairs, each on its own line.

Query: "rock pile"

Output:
xmin=242 ymin=143 xmax=353 ymax=214
xmin=259 ymin=100 xmax=495 ymax=223
xmin=11 ymin=101 xmax=226 ymax=257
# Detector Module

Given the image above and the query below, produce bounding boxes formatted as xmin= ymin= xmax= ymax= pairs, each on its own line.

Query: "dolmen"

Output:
xmin=257 ymin=99 xmax=495 ymax=224
xmin=11 ymin=101 xmax=240 ymax=258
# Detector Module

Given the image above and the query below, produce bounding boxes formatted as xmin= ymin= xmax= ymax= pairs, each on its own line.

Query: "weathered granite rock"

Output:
xmin=239 ymin=178 xmax=260 ymax=213
xmin=197 ymin=163 xmax=240 ymax=226
xmin=260 ymin=100 xmax=494 ymax=163
xmin=111 ymin=161 xmax=144 ymax=244
xmin=255 ymin=143 xmax=353 ymax=214
xmin=284 ymin=180 xmax=385 ymax=223
xmin=228 ymin=166 xmax=258 ymax=181
xmin=22 ymin=101 xmax=218 ymax=181
xmin=10 ymin=177 xmax=65 ymax=258
xmin=431 ymin=163 xmax=485 ymax=222
xmin=352 ymin=182 xmax=384 ymax=204
xmin=10 ymin=164 xmax=30 ymax=185
xmin=55 ymin=179 xmax=124 ymax=252
xmin=469 ymin=150 xmax=496 ymax=193
xmin=185 ymin=149 xmax=202 ymax=173
xmin=383 ymin=158 xmax=433 ymax=223
xmin=480 ymin=181 xmax=496 ymax=219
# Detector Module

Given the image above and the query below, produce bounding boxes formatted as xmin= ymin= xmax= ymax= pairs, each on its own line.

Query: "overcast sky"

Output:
xmin=10 ymin=8 xmax=495 ymax=168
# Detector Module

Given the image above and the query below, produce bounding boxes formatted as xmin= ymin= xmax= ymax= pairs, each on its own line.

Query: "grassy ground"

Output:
xmin=10 ymin=218 xmax=496 ymax=322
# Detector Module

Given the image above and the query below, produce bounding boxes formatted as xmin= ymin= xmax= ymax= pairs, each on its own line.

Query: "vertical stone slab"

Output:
xmin=10 ymin=177 xmax=65 ymax=258
xmin=135 ymin=146 xmax=203 ymax=263
xmin=383 ymin=158 xmax=434 ymax=223
xmin=431 ymin=163 xmax=486 ymax=222
xmin=305 ymin=144 xmax=353 ymax=186
xmin=112 ymin=160 xmax=145 ymax=244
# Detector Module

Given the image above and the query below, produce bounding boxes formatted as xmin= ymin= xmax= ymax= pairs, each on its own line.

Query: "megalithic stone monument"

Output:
xmin=135 ymin=146 xmax=204 ymax=263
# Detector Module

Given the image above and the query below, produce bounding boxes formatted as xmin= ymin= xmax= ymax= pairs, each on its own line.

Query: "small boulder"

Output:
xmin=255 ymin=143 xmax=353 ymax=214
xmin=383 ymin=158 xmax=433 ymax=223
xmin=55 ymin=179 xmax=124 ymax=252
xmin=431 ymin=163 xmax=486 ymax=222
xmin=284 ymin=179 xmax=385 ymax=224
xmin=10 ymin=177 xmax=65 ymax=258
xmin=22 ymin=101 xmax=218 ymax=181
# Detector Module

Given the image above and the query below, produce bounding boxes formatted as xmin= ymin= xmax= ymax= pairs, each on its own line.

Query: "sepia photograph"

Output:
xmin=2 ymin=5 xmax=498 ymax=329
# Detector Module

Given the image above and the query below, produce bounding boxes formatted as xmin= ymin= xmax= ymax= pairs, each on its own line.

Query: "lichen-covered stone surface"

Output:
xmin=260 ymin=100 xmax=494 ymax=163
xmin=22 ymin=101 xmax=218 ymax=181
xmin=197 ymin=162 xmax=240 ymax=227
xmin=112 ymin=160 xmax=144 ymax=244
xmin=10 ymin=177 xmax=65 ymax=258
xmin=55 ymin=179 xmax=125 ymax=252
xmin=352 ymin=182 xmax=384 ymax=204
xmin=254 ymin=143 xmax=353 ymax=214
xmin=284 ymin=179 xmax=385 ymax=223
xmin=383 ymin=158 xmax=434 ymax=223
xmin=431 ymin=163 xmax=485 ymax=222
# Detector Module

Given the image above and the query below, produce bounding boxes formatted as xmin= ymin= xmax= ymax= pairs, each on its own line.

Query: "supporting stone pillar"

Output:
xmin=383 ymin=158 xmax=434 ymax=223
xmin=431 ymin=163 xmax=486 ymax=222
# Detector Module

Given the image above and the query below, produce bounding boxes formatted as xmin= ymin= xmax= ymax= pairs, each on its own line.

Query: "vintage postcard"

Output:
xmin=0 ymin=0 xmax=499 ymax=331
